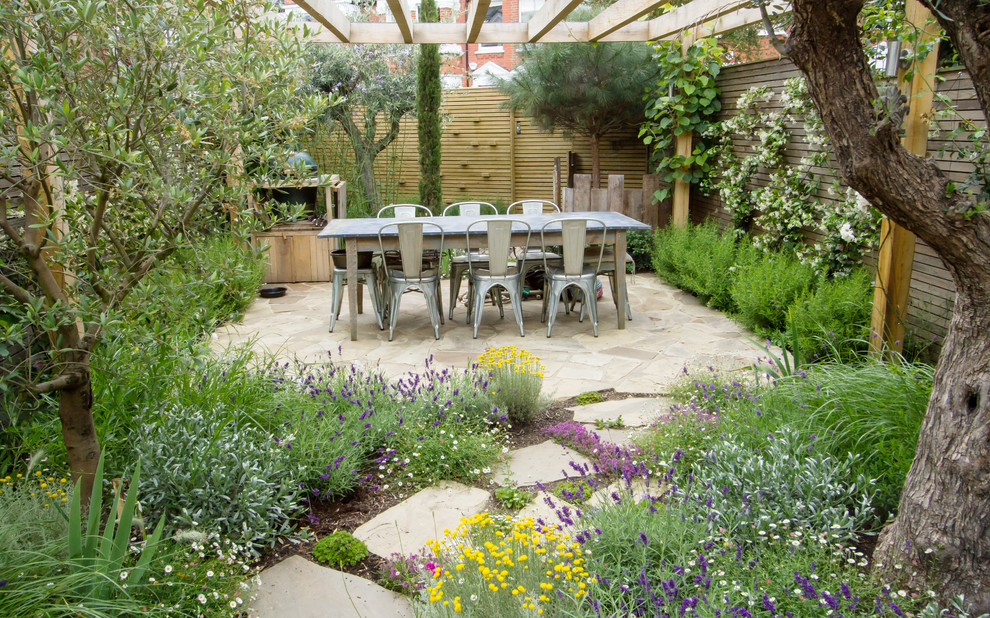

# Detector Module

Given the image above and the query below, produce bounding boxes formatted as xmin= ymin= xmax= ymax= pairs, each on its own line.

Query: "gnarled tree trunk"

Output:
xmin=782 ymin=0 xmax=990 ymax=608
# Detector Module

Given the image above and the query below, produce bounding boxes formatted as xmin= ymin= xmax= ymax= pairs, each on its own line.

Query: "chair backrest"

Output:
xmin=378 ymin=221 xmax=444 ymax=279
xmin=443 ymin=201 xmax=497 ymax=217
xmin=542 ymin=217 xmax=606 ymax=277
xmin=377 ymin=204 xmax=432 ymax=219
xmin=507 ymin=200 xmax=560 ymax=215
xmin=466 ymin=218 xmax=530 ymax=278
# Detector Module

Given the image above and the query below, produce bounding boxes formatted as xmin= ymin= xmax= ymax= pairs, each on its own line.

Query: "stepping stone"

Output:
xmin=250 ymin=555 xmax=413 ymax=618
xmin=582 ymin=425 xmax=636 ymax=446
xmin=491 ymin=440 xmax=591 ymax=487
xmin=353 ymin=481 xmax=489 ymax=559
xmin=568 ymin=397 xmax=673 ymax=427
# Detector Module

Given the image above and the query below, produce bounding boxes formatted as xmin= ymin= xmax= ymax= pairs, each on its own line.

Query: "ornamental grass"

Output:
xmin=476 ymin=346 xmax=550 ymax=426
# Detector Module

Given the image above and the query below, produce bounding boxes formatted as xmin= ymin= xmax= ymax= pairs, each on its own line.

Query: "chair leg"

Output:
xmin=508 ymin=282 xmax=525 ymax=337
xmin=471 ymin=280 xmax=490 ymax=339
xmin=585 ymin=281 xmax=600 ymax=337
xmin=448 ymin=268 xmax=461 ymax=320
xmin=388 ymin=284 xmax=403 ymax=341
xmin=423 ymin=282 xmax=441 ymax=340
xmin=546 ymin=282 xmax=563 ymax=338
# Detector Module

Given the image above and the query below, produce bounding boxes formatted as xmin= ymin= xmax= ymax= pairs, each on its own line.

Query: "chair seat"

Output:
xmin=387 ymin=268 xmax=439 ymax=281
xmin=546 ymin=265 xmax=598 ymax=280
xmin=451 ymin=252 xmax=489 ymax=264
xmin=520 ymin=250 xmax=559 ymax=261
xmin=474 ymin=265 xmax=519 ymax=278
xmin=584 ymin=248 xmax=634 ymax=267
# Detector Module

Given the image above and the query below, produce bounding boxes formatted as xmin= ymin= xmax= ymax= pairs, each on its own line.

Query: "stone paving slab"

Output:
xmin=568 ymin=397 xmax=674 ymax=427
xmin=491 ymin=440 xmax=592 ymax=487
xmin=515 ymin=490 xmax=567 ymax=529
xmin=353 ymin=481 xmax=489 ymax=559
xmin=583 ymin=425 xmax=637 ymax=446
xmin=250 ymin=555 xmax=414 ymax=618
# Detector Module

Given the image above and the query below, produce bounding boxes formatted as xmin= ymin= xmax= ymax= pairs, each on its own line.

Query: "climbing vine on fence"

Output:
xmin=640 ymin=38 xmax=723 ymax=201
xmin=703 ymin=77 xmax=880 ymax=279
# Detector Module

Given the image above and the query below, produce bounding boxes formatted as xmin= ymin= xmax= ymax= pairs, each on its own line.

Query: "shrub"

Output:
xmin=691 ymin=426 xmax=876 ymax=543
xmin=377 ymin=552 xmax=427 ymax=594
xmin=730 ymin=246 xmax=816 ymax=334
xmin=135 ymin=404 xmax=303 ymax=547
xmin=312 ymin=530 xmax=368 ymax=568
xmin=0 ymin=466 xmax=70 ymax=552
xmin=652 ymin=221 xmax=741 ymax=311
xmin=789 ymin=267 xmax=873 ymax=362
xmin=624 ymin=228 xmax=655 ymax=273
xmin=476 ymin=346 xmax=549 ymax=426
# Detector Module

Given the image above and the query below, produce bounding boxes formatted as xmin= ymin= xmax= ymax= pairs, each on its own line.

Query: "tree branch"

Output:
xmin=756 ymin=0 xmax=788 ymax=55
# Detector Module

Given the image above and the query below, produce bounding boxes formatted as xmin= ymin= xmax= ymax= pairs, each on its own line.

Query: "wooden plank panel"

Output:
xmin=608 ymin=174 xmax=624 ymax=213
xmin=573 ymin=175 xmax=592 ymax=211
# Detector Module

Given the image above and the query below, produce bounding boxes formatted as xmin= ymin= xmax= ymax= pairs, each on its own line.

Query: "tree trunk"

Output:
xmin=874 ymin=287 xmax=990 ymax=608
xmin=590 ymin=134 xmax=601 ymax=189
xmin=355 ymin=149 xmax=382 ymax=211
xmin=782 ymin=0 xmax=990 ymax=608
xmin=58 ymin=360 xmax=100 ymax=503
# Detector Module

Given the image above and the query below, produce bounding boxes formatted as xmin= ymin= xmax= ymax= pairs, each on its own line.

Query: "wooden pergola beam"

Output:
xmin=466 ymin=0 xmax=492 ymax=43
xmin=386 ymin=0 xmax=415 ymax=43
xmin=588 ymin=0 xmax=668 ymax=41
xmin=312 ymin=20 xmax=656 ymax=44
xmin=647 ymin=0 xmax=748 ymax=40
xmin=527 ymin=0 xmax=584 ymax=42
xmin=292 ymin=0 xmax=351 ymax=42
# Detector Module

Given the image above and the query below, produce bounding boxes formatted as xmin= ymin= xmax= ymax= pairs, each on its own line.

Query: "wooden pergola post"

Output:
xmin=869 ymin=0 xmax=940 ymax=356
xmin=671 ymin=32 xmax=697 ymax=228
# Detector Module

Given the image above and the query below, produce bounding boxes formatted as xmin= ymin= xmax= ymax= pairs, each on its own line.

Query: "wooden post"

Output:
xmin=573 ymin=174 xmax=592 ymax=212
xmin=671 ymin=34 xmax=696 ymax=228
xmin=509 ymin=109 xmax=517 ymax=203
xmin=641 ymin=174 xmax=660 ymax=228
xmin=870 ymin=0 xmax=939 ymax=357
xmin=607 ymin=175 xmax=624 ymax=213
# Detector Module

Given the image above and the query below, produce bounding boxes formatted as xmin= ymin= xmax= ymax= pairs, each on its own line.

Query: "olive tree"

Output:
xmin=308 ymin=43 xmax=417 ymax=210
xmin=0 ymin=0 xmax=326 ymax=500
xmin=767 ymin=0 xmax=990 ymax=608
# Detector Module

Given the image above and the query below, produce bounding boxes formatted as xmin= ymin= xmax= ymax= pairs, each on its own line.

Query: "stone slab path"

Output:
xmin=214 ymin=275 xmax=760 ymax=399
xmin=353 ymin=481 xmax=490 ymax=559
xmin=251 ymin=555 xmax=414 ymax=618
xmin=491 ymin=440 xmax=591 ymax=487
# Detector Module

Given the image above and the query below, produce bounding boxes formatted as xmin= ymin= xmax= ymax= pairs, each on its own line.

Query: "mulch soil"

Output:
xmin=254 ymin=388 xmax=651 ymax=581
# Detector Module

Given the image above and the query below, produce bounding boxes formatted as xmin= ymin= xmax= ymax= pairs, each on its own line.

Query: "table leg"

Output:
xmin=346 ymin=238 xmax=359 ymax=341
xmin=615 ymin=230 xmax=627 ymax=330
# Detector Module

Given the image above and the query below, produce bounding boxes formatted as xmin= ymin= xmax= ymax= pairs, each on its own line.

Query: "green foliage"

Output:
xmin=477 ymin=346 xmax=550 ymax=426
xmin=68 ymin=455 xmax=166 ymax=601
xmin=498 ymin=41 xmax=658 ymax=185
xmin=312 ymin=530 xmax=369 ymax=568
xmin=553 ymin=479 xmax=594 ymax=504
xmin=694 ymin=427 xmax=876 ymax=542
xmin=574 ymin=391 xmax=606 ymax=405
xmin=493 ymin=484 xmax=534 ymax=510
xmin=733 ymin=359 xmax=933 ymax=523
xmin=623 ymin=229 xmax=655 ymax=273
xmin=640 ymin=39 xmax=724 ymax=199
xmin=0 ymin=464 xmax=70 ymax=552
xmin=730 ymin=247 xmax=816 ymax=335
xmin=308 ymin=43 xmax=417 ymax=209
xmin=789 ymin=268 xmax=874 ymax=362
xmin=417 ymin=0 xmax=443 ymax=211
xmin=135 ymin=404 xmax=302 ymax=548
xmin=0 ymin=0 xmax=325 ymax=485
xmin=652 ymin=220 xmax=742 ymax=312
xmin=593 ymin=416 xmax=624 ymax=430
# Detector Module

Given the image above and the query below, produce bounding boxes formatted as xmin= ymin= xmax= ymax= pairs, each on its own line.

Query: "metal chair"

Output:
xmin=540 ymin=217 xmax=606 ymax=338
xmin=376 ymin=203 xmax=442 ymax=323
xmin=328 ymin=256 xmax=384 ymax=333
xmin=377 ymin=204 xmax=434 ymax=218
xmin=568 ymin=248 xmax=635 ymax=321
xmin=465 ymin=218 xmax=529 ymax=339
xmin=378 ymin=220 xmax=445 ymax=341
xmin=507 ymin=200 xmax=562 ymax=296
xmin=443 ymin=201 xmax=499 ymax=319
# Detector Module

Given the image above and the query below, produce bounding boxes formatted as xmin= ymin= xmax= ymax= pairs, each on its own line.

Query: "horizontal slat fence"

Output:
xmin=692 ymin=58 xmax=980 ymax=350
xmin=306 ymin=87 xmax=648 ymax=210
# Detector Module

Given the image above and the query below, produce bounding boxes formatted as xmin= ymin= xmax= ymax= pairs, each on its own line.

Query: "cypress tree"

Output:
xmin=417 ymin=0 xmax=443 ymax=211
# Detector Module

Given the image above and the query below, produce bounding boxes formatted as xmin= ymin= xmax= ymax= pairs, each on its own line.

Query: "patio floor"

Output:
xmin=213 ymin=274 xmax=762 ymax=398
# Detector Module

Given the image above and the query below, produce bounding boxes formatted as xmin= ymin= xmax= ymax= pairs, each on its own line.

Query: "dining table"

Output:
xmin=317 ymin=211 xmax=652 ymax=341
